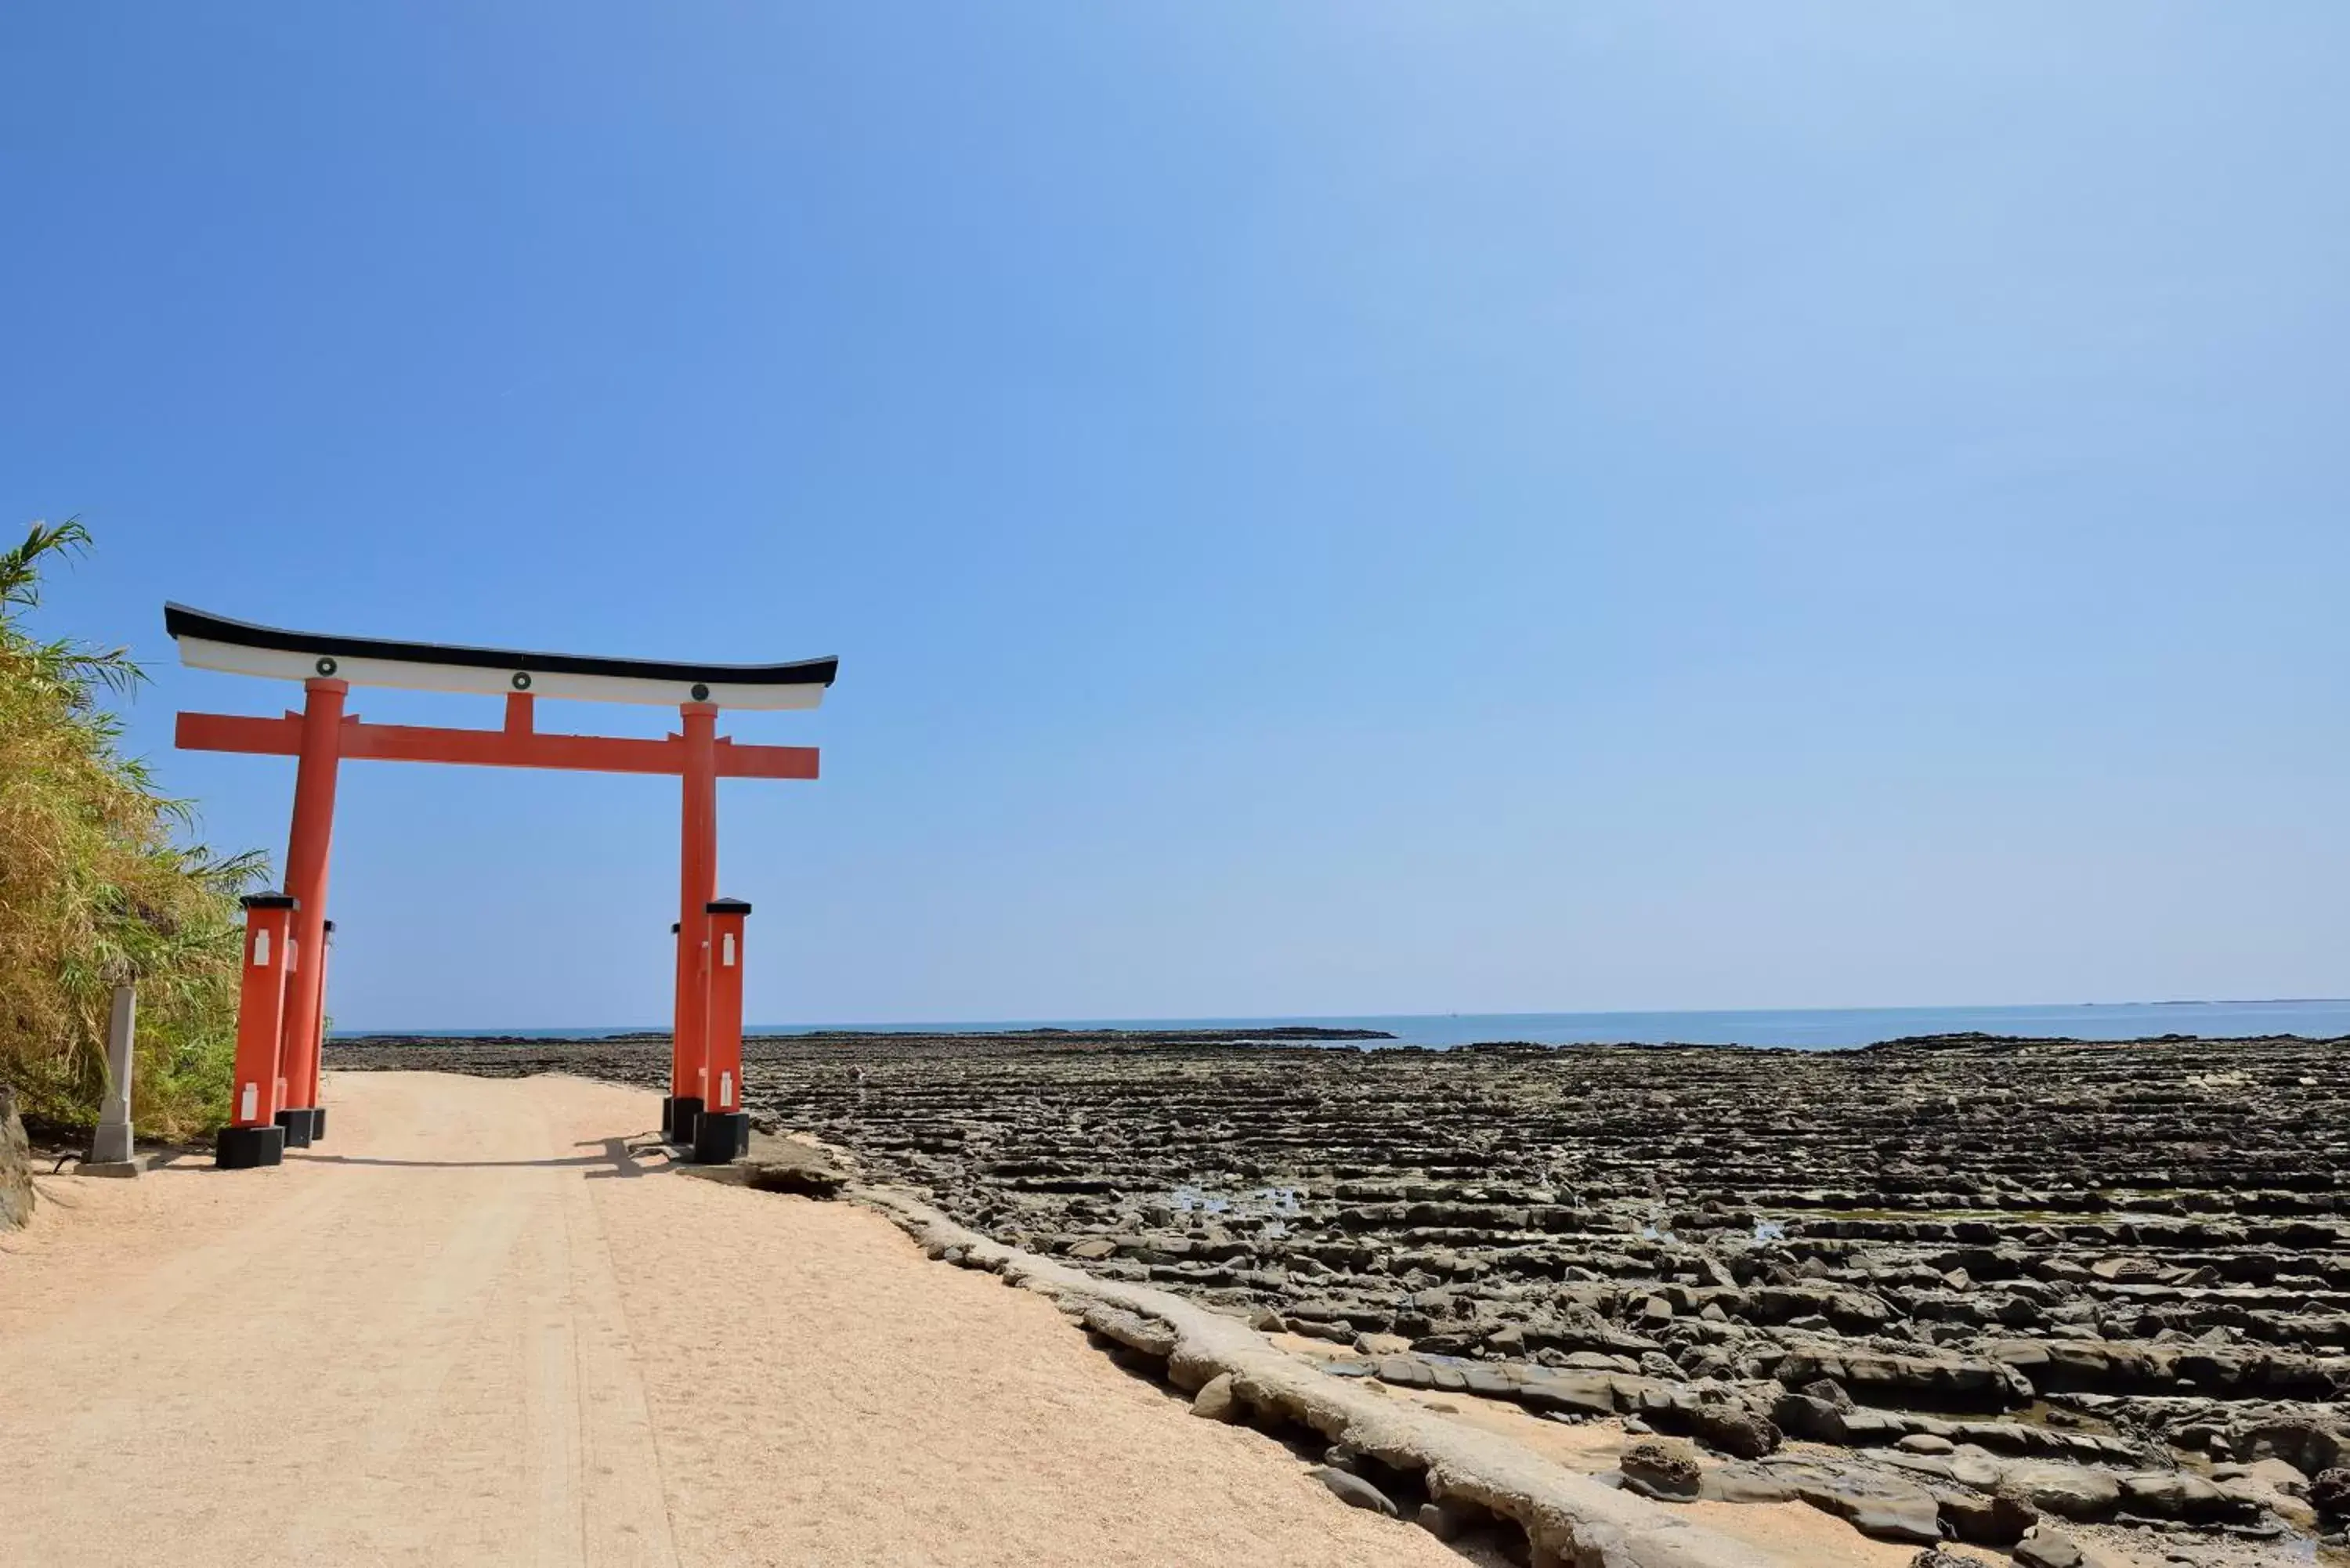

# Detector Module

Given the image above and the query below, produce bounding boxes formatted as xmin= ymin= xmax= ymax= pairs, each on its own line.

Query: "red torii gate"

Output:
xmin=165 ymin=605 xmax=836 ymax=1169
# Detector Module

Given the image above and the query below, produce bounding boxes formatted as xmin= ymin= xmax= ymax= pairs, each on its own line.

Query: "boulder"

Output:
xmin=1802 ymin=1377 xmax=1856 ymax=1410
xmin=1618 ymin=1440 xmax=1704 ymax=1501
xmin=1688 ymin=1400 xmax=1781 ymax=1460
xmin=2312 ymin=1467 xmax=2350 ymax=1523
xmin=1639 ymin=1350 xmax=1685 ymax=1381
xmin=1311 ymin=1465 xmax=1397 ymax=1517
xmin=1190 ymin=1372 xmax=1242 ymax=1422
xmin=2012 ymin=1525 xmax=2085 ymax=1568
xmin=1930 ymin=1483 xmax=2037 ymax=1546
xmin=1772 ymin=1392 xmax=1850 ymax=1443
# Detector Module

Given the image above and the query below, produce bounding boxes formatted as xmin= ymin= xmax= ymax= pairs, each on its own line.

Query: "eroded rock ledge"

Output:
xmin=851 ymin=1183 xmax=1784 ymax=1568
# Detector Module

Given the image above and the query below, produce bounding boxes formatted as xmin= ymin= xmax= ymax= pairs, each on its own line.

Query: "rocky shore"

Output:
xmin=328 ymin=1028 xmax=2350 ymax=1564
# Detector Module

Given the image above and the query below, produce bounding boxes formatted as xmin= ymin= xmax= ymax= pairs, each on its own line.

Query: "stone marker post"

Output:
xmin=87 ymin=983 xmax=139 ymax=1172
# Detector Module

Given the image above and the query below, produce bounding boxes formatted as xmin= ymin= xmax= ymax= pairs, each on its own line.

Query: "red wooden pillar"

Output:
xmin=275 ymin=677 xmax=345 ymax=1147
xmin=662 ymin=920 xmax=682 ymax=1137
xmin=306 ymin=919 xmax=334 ymax=1139
xmin=666 ymin=701 xmax=718 ymax=1143
xmin=216 ymin=892 xmax=298 ymax=1168
xmin=692 ymin=898 xmax=750 ymax=1162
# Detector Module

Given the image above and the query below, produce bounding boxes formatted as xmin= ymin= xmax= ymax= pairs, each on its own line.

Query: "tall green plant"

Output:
xmin=0 ymin=521 xmax=265 ymax=1136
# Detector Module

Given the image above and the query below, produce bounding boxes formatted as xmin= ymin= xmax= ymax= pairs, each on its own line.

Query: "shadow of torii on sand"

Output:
xmin=289 ymin=1135 xmax=667 ymax=1178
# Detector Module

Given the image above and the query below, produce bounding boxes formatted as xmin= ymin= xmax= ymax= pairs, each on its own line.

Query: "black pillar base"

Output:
xmin=275 ymin=1107 xmax=316 ymax=1148
xmin=668 ymin=1096 xmax=703 ymax=1147
xmin=216 ymin=1125 xmax=287 ymax=1169
xmin=660 ymin=1095 xmax=678 ymax=1138
xmin=692 ymin=1111 xmax=750 ymax=1165
xmin=308 ymin=1105 xmax=327 ymax=1142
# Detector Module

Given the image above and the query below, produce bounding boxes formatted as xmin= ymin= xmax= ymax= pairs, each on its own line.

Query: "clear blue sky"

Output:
xmin=5 ymin=5 xmax=2345 ymax=1028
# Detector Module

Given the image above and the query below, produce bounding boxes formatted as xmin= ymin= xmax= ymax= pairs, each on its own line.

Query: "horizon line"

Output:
xmin=327 ymin=995 xmax=2350 ymax=1037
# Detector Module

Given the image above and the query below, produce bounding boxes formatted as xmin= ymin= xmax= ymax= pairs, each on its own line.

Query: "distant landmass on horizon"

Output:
xmin=332 ymin=997 xmax=2350 ymax=1052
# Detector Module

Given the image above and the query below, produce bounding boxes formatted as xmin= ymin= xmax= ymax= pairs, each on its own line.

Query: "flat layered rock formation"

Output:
xmin=330 ymin=1028 xmax=2350 ymax=1561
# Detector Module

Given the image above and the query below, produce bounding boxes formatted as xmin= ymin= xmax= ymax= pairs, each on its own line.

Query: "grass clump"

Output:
xmin=0 ymin=520 xmax=265 ymax=1138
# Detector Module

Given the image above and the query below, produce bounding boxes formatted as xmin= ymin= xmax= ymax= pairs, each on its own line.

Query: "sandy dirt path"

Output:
xmin=0 ymin=1071 xmax=1470 ymax=1568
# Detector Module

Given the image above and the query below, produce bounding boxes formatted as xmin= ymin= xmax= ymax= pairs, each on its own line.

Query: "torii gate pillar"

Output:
xmin=217 ymin=891 xmax=298 ymax=1169
xmin=664 ymin=703 xmax=719 ymax=1144
xmin=274 ymin=677 xmax=346 ymax=1148
xmin=694 ymin=898 xmax=752 ymax=1163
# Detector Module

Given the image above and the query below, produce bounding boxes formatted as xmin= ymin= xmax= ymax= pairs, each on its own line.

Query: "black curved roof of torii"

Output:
xmin=164 ymin=603 xmax=839 ymax=688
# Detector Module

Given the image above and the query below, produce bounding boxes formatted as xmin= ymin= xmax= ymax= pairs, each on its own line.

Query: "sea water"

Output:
xmin=336 ymin=997 xmax=2350 ymax=1051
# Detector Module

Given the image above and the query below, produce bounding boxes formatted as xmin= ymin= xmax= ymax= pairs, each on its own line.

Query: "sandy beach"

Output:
xmin=0 ymin=1071 xmax=1478 ymax=1567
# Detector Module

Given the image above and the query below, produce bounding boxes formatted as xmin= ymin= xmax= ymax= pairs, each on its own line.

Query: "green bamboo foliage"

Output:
xmin=0 ymin=521 xmax=265 ymax=1136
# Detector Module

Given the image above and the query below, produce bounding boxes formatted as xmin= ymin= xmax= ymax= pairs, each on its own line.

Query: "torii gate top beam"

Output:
xmin=166 ymin=603 xmax=837 ymax=711
xmin=173 ymin=601 xmax=830 ymax=1165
